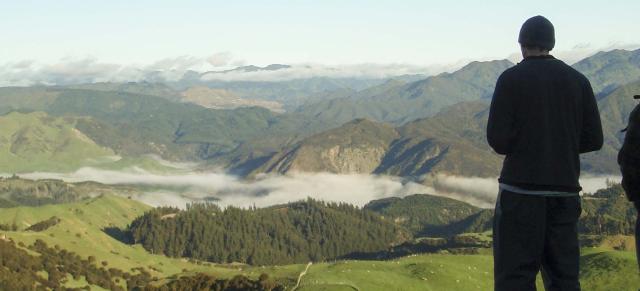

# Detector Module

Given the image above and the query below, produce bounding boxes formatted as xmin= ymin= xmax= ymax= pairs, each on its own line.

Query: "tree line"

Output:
xmin=128 ymin=198 xmax=406 ymax=265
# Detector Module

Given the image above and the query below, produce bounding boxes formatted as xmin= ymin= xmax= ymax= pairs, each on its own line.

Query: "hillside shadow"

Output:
xmin=227 ymin=155 xmax=274 ymax=176
xmin=103 ymin=226 xmax=133 ymax=244
xmin=339 ymin=238 xmax=485 ymax=261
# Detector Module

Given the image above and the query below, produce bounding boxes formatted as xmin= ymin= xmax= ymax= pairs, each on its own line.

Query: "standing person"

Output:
xmin=618 ymin=95 xmax=640 ymax=271
xmin=487 ymin=15 xmax=603 ymax=291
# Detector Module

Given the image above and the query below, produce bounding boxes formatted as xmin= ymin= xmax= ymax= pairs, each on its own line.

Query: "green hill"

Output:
xmin=0 ymin=87 xmax=329 ymax=162
xmin=380 ymin=101 xmax=501 ymax=177
xmin=0 ymin=194 xmax=305 ymax=283
xmin=1 ymin=182 xmax=639 ymax=290
xmin=254 ymin=118 xmax=400 ymax=175
xmin=128 ymin=199 xmax=407 ymax=265
xmin=3 ymin=50 xmax=640 ymax=176
xmin=240 ymin=101 xmax=502 ymax=177
xmin=2 ymin=50 xmax=640 ymax=177
xmin=580 ymin=248 xmax=640 ymax=290
xmin=0 ymin=111 xmax=184 ymax=173
xmin=13 ymin=86 xmax=348 ymax=159
xmin=0 ymin=111 xmax=115 ymax=173
xmin=295 ymin=248 xmax=639 ymax=291
xmin=0 ymin=194 xmax=295 ymax=290
xmin=573 ymin=48 xmax=640 ymax=96
xmin=581 ymin=80 xmax=640 ymax=173
xmin=65 ymin=81 xmax=181 ymax=100
xmin=580 ymin=184 xmax=636 ymax=235
xmin=296 ymin=60 xmax=513 ymax=125
xmin=249 ymin=80 xmax=640 ymax=177
xmin=364 ymin=194 xmax=483 ymax=237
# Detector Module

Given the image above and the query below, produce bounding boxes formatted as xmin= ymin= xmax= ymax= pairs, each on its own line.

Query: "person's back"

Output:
xmin=487 ymin=15 xmax=603 ymax=291
xmin=488 ymin=56 xmax=602 ymax=192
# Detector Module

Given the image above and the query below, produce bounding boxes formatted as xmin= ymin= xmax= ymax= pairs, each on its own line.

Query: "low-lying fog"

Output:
xmin=15 ymin=167 xmax=621 ymax=209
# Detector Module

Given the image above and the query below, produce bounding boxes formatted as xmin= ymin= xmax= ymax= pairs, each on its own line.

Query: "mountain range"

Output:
xmin=230 ymin=49 xmax=640 ymax=177
xmin=0 ymin=49 xmax=639 ymax=177
xmin=295 ymin=60 xmax=513 ymax=125
xmin=237 ymin=101 xmax=501 ymax=178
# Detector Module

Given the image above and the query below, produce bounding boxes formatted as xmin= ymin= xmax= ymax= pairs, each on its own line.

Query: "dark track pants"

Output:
xmin=493 ymin=190 xmax=582 ymax=291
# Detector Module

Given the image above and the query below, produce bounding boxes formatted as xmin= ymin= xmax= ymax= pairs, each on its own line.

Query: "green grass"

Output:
xmin=581 ymin=248 xmax=640 ymax=290
xmin=294 ymin=248 xmax=640 ymax=291
xmin=0 ymin=111 xmax=115 ymax=173
xmin=1 ymin=195 xmax=638 ymax=290
xmin=297 ymin=254 xmax=494 ymax=291
xmin=0 ymin=194 xmax=304 ymax=284
xmin=0 ymin=111 xmax=189 ymax=174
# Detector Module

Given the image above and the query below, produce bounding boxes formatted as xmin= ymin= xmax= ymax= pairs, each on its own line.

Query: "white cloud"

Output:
xmin=200 ymin=63 xmax=444 ymax=82
xmin=0 ymin=52 xmax=242 ymax=86
xmin=18 ymin=168 xmax=436 ymax=209
xmin=207 ymin=52 xmax=234 ymax=67
xmin=425 ymin=173 xmax=622 ymax=208
xmin=13 ymin=167 xmax=619 ymax=210
xmin=0 ymin=56 xmax=448 ymax=86
xmin=0 ymin=43 xmax=637 ymax=86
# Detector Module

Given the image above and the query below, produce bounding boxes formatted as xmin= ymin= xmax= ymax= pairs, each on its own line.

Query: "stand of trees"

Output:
xmin=0 ymin=238 xmax=152 ymax=290
xmin=25 ymin=216 xmax=61 ymax=232
xmin=143 ymin=273 xmax=282 ymax=291
xmin=0 ymin=238 xmax=282 ymax=290
xmin=128 ymin=198 xmax=407 ymax=265
xmin=579 ymin=184 xmax=637 ymax=235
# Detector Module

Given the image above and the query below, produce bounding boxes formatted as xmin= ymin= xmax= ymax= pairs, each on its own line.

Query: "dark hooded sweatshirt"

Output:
xmin=487 ymin=55 xmax=603 ymax=193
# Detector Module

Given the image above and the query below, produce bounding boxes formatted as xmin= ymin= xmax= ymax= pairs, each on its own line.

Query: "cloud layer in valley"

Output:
xmin=15 ymin=168 xmax=620 ymax=210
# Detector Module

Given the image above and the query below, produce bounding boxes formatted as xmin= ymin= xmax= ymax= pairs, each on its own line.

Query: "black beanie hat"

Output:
xmin=518 ymin=15 xmax=555 ymax=51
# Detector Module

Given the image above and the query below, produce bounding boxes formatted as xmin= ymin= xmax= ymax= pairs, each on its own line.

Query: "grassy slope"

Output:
xmin=0 ymin=111 xmax=115 ymax=173
xmin=0 ymin=195 xmax=304 ymax=283
xmin=298 ymin=248 xmax=638 ymax=291
xmin=298 ymin=254 xmax=495 ymax=291
xmin=0 ymin=195 xmax=637 ymax=290
xmin=0 ymin=111 xmax=186 ymax=173
xmin=580 ymin=248 xmax=640 ymax=290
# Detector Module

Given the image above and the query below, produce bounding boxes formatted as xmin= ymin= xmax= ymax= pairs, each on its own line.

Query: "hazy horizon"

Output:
xmin=2 ymin=1 xmax=639 ymax=86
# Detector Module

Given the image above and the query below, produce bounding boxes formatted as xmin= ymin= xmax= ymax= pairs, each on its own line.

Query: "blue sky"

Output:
xmin=1 ymin=0 xmax=639 ymax=67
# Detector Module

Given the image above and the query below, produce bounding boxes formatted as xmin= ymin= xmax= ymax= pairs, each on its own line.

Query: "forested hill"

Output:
xmin=128 ymin=199 xmax=407 ymax=265
xmin=364 ymin=194 xmax=487 ymax=237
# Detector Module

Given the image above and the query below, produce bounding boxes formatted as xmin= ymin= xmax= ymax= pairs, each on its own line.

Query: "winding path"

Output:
xmin=292 ymin=262 xmax=313 ymax=290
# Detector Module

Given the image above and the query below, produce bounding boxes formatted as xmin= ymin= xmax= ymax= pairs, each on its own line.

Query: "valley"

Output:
xmin=0 ymin=178 xmax=638 ymax=290
xmin=1 ymin=48 xmax=640 ymax=290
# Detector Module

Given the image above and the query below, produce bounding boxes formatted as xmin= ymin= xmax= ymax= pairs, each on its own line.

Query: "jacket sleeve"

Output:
xmin=487 ymin=73 xmax=516 ymax=155
xmin=579 ymin=79 xmax=603 ymax=153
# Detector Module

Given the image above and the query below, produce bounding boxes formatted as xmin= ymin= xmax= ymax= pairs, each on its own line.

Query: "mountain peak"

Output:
xmin=227 ymin=64 xmax=291 ymax=73
xmin=573 ymin=48 xmax=640 ymax=95
xmin=454 ymin=59 xmax=514 ymax=75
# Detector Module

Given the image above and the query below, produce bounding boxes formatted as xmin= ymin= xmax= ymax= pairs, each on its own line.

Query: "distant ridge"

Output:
xmin=295 ymin=59 xmax=514 ymax=125
xmin=573 ymin=48 xmax=640 ymax=96
xmin=202 ymin=64 xmax=292 ymax=76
